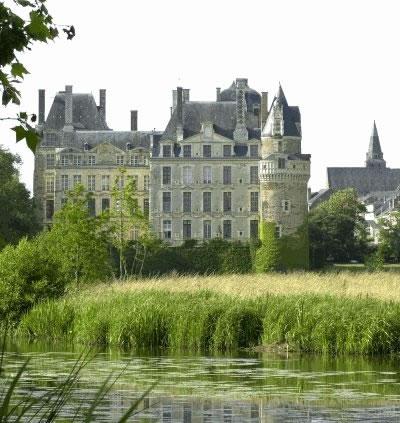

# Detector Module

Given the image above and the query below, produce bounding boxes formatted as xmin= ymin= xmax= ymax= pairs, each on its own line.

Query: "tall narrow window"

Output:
xmin=101 ymin=198 xmax=110 ymax=212
xmin=183 ymin=220 xmax=192 ymax=239
xmin=116 ymin=155 xmax=124 ymax=165
xmin=162 ymin=145 xmax=171 ymax=158
xmin=162 ymin=167 xmax=171 ymax=185
xmin=250 ymin=220 xmax=259 ymax=239
xmin=203 ymin=220 xmax=212 ymax=239
xmin=203 ymin=145 xmax=212 ymax=158
xmin=163 ymin=220 xmax=172 ymax=239
xmin=73 ymin=175 xmax=81 ymax=187
xmin=250 ymin=145 xmax=259 ymax=158
xmin=223 ymin=220 xmax=232 ymax=239
xmin=223 ymin=145 xmax=232 ymax=157
xmin=203 ymin=166 xmax=212 ymax=184
xmin=45 ymin=200 xmax=54 ymax=219
xmin=87 ymin=175 xmax=96 ymax=191
xmin=73 ymin=155 xmax=82 ymax=166
xmin=223 ymin=192 xmax=232 ymax=212
xmin=144 ymin=175 xmax=149 ymax=191
xmin=61 ymin=155 xmax=68 ymax=166
xmin=87 ymin=197 xmax=96 ymax=217
xmin=162 ymin=192 xmax=171 ymax=212
xmin=250 ymin=166 xmax=259 ymax=184
xmin=46 ymin=154 xmax=55 ymax=167
xmin=183 ymin=145 xmax=192 ymax=158
xmin=282 ymin=199 xmax=291 ymax=212
xmin=115 ymin=175 xmax=124 ymax=189
xmin=250 ymin=192 xmax=259 ymax=212
xmin=46 ymin=176 xmax=54 ymax=193
xmin=278 ymin=158 xmax=286 ymax=169
xmin=88 ymin=155 xmax=96 ymax=166
xmin=143 ymin=198 xmax=149 ymax=218
xmin=182 ymin=167 xmax=193 ymax=184
xmin=223 ymin=166 xmax=231 ymax=184
xmin=61 ymin=175 xmax=69 ymax=191
xmin=183 ymin=192 xmax=191 ymax=213
xmin=275 ymin=225 xmax=282 ymax=238
xmin=203 ymin=192 xmax=211 ymax=213
xmin=101 ymin=175 xmax=110 ymax=191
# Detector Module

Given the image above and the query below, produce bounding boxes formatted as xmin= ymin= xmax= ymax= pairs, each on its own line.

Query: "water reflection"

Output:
xmin=2 ymin=341 xmax=400 ymax=422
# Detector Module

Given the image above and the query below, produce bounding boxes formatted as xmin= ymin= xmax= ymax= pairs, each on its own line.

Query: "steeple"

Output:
xmin=366 ymin=121 xmax=386 ymax=168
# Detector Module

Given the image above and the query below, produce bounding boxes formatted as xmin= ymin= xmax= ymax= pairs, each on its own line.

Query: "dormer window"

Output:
xmin=203 ymin=145 xmax=211 ymax=158
xmin=116 ymin=155 xmax=124 ymax=166
xmin=126 ymin=143 xmax=132 ymax=150
xmin=83 ymin=142 xmax=90 ymax=151
xmin=183 ymin=145 xmax=192 ymax=158
xmin=278 ymin=158 xmax=286 ymax=169
xmin=163 ymin=145 xmax=171 ymax=158
xmin=253 ymin=104 xmax=260 ymax=117
xmin=223 ymin=145 xmax=232 ymax=157
xmin=250 ymin=144 xmax=258 ymax=158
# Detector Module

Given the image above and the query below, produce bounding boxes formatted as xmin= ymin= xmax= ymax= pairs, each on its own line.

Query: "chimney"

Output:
xmin=131 ymin=110 xmax=138 ymax=131
xmin=261 ymin=91 xmax=269 ymax=130
xmin=233 ymin=78 xmax=248 ymax=142
xmin=38 ymin=89 xmax=45 ymax=125
xmin=176 ymin=86 xmax=183 ymax=141
xmin=99 ymin=89 xmax=106 ymax=121
xmin=183 ymin=89 xmax=190 ymax=103
xmin=172 ymin=89 xmax=177 ymax=112
xmin=216 ymin=87 xmax=221 ymax=101
xmin=63 ymin=85 xmax=73 ymax=132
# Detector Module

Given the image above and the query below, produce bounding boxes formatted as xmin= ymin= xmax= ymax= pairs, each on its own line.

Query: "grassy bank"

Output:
xmin=17 ymin=273 xmax=400 ymax=354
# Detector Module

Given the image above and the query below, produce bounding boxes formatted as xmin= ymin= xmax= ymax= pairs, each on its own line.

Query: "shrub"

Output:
xmin=255 ymin=221 xmax=281 ymax=272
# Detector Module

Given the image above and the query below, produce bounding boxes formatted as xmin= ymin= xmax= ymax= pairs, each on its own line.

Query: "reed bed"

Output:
xmin=17 ymin=273 xmax=400 ymax=354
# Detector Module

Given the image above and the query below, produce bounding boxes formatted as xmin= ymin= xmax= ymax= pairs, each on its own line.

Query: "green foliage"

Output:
xmin=255 ymin=221 xmax=281 ymax=272
xmin=280 ymin=223 xmax=310 ymax=270
xmin=46 ymin=184 xmax=111 ymax=286
xmin=19 ymin=289 xmax=400 ymax=355
xmin=0 ymin=147 xmax=41 ymax=250
xmin=364 ymin=251 xmax=385 ymax=272
xmin=221 ymin=241 xmax=253 ymax=274
xmin=0 ymin=235 xmax=65 ymax=322
xmin=309 ymin=189 xmax=369 ymax=268
xmin=378 ymin=211 xmax=400 ymax=262
xmin=0 ymin=1 xmax=74 ymax=151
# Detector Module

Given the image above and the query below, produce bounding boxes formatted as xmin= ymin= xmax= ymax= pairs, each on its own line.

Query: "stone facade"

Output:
xmin=35 ymin=81 xmax=310 ymax=244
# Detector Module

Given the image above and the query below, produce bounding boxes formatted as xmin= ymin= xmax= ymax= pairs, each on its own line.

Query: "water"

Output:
xmin=2 ymin=341 xmax=400 ymax=422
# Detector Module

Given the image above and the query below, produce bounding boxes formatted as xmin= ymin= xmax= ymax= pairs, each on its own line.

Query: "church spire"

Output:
xmin=366 ymin=121 xmax=386 ymax=168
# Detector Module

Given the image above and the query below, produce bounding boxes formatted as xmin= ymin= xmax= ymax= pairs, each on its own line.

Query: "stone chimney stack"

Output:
xmin=233 ymin=78 xmax=248 ymax=142
xmin=176 ymin=86 xmax=183 ymax=141
xmin=172 ymin=89 xmax=177 ymax=112
xmin=99 ymin=89 xmax=106 ymax=121
xmin=38 ymin=89 xmax=45 ymax=125
xmin=131 ymin=110 xmax=138 ymax=131
xmin=63 ymin=85 xmax=73 ymax=132
xmin=183 ymin=89 xmax=190 ymax=103
xmin=261 ymin=91 xmax=269 ymax=130
xmin=216 ymin=87 xmax=221 ymax=101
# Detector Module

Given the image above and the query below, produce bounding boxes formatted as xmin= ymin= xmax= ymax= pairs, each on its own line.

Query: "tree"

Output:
xmin=255 ymin=221 xmax=281 ymax=272
xmin=378 ymin=211 xmax=400 ymax=262
xmin=0 ymin=146 xmax=40 ymax=249
xmin=308 ymin=189 xmax=369 ymax=268
xmin=108 ymin=170 xmax=150 ymax=279
xmin=46 ymin=184 xmax=111 ymax=285
xmin=0 ymin=0 xmax=74 ymax=151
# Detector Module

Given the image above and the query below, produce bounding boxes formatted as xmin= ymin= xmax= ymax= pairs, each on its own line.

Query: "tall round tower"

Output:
xmin=259 ymin=85 xmax=310 ymax=237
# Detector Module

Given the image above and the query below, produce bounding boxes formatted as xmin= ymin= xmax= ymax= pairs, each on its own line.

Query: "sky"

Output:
xmin=1 ymin=0 xmax=400 ymax=194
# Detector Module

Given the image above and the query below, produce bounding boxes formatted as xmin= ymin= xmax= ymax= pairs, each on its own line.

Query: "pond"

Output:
xmin=2 ymin=341 xmax=400 ymax=422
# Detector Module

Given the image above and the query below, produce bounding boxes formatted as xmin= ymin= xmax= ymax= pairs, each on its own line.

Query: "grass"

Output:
xmin=16 ymin=272 xmax=400 ymax=355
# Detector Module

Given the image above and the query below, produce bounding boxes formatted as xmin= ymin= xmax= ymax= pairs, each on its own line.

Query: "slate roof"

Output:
xmin=327 ymin=167 xmax=400 ymax=195
xmin=368 ymin=121 xmax=383 ymax=157
xmin=44 ymin=92 xmax=110 ymax=131
xmin=262 ymin=85 xmax=302 ymax=137
xmin=219 ymin=80 xmax=261 ymax=110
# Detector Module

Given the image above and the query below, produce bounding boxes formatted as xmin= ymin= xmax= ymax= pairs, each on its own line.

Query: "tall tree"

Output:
xmin=308 ymin=189 xmax=369 ymax=268
xmin=378 ymin=211 xmax=400 ymax=262
xmin=0 ymin=146 xmax=40 ymax=249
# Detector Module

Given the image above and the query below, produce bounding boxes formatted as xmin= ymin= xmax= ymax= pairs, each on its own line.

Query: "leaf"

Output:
xmin=11 ymin=62 xmax=29 ymax=78
xmin=12 ymin=125 xmax=27 ymax=142
xmin=25 ymin=130 xmax=40 ymax=152
xmin=19 ymin=112 xmax=28 ymax=120
xmin=26 ymin=11 xmax=50 ymax=41
xmin=31 ymin=114 xmax=37 ymax=123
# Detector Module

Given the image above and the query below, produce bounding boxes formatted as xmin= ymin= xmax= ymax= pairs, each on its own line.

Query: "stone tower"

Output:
xmin=366 ymin=121 xmax=386 ymax=168
xmin=259 ymin=85 xmax=310 ymax=237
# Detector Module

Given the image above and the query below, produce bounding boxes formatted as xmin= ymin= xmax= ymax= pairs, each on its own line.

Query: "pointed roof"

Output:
xmin=368 ymin=121 xmax=383 ymax=157
xmin=276 ymin=84 xmax=288 ymax=107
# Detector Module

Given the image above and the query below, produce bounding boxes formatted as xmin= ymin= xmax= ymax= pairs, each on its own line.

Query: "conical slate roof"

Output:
xmin=368 ymin=121 xmax=383 ymax=159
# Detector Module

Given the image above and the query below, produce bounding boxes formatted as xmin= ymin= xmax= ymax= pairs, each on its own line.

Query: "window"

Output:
xmin=183 ymin=220 xmax=191 ymax=239
xmin=250 ymin=166 xmax=259 ymax=184
xmin=116 ymin=155 xmax=124 ymax=165
xmin=46 ymin=154 xmax=55 ymax=167
xmin=253 ymin=105 xmax=260 ymax=117
xmin=46 ymin=133 xmax=57 ymax=146
xmin=183 ymin=192 xmax=191 ymax=213
xmin=183 ymin=145 xmax=192 ymax=158
xmin=282 ymin=199 xmax=291 ymax=212
xmin=61 ymin=175 xmax=69 ymax=191
xmin=128 ymin=175 xmax=139 ymax=189
xmin=143 ymin=198 xmax=149 ymax=218
xmin=144 ymin=155 xmax=149 ymax=166
xmin=182 ymin=167 xmax=193 ymax=184
xmin=203 ymin=166 xmax=212 ymax=184
xmin=223 ymin=220 xmax=232 ymax=239
xmin=130 ymin=154 xmax=139 ymax=166
xmin=101 ymin=198 xmax=110 ymax=212
xmin=60 ymin=155 xmax=68 ymax=166
xmin=88 ymin=155 xmax=96 ymax=166
xmin=278 ymin=158 xmax=286 ymax=169
xmin=73 ymin=155 xmax=82 ymax=166
xmin=250 ymin=192 xmax=259 ymax=212
xmin=87 ymin=175 xmax=96 ymax=191
xmin=203 ymin=192 xmax=211 ymax=213
xmin=163 ymin=220 xmax=172 ymax=239
xmin=250 ymin=220 xmax=259 ymax=239
xmin=203 ymin=220 xmax=212 ymax=239
xmin=45 ymin=200 xmax=54 ymax=219
xmin=88 ymin=197 xmax=96 ymax=216
xmin=223 ymin=145 xmax=231 ymax=157
xmin=275 ymin=225 xmax=282 ymax=238
xmin=101 ymin=175 xmax=110 ymax=191
xmin=115 ymin=175 xmax=124 ymax=189
xmin=162 ymin=192 xmax=171 ymax=212
xmin=131 ymin=228 xmax=139 ymax=241
xmin=203 ymin=145 xmax=211 ymax=158
xmin=250 ymin=145 xmax=259 ymax=158
xmin=162 ymin=145 xmax=171 ymax=158
xmin=73 ymin=175 xmax=82 ymax=186
xmin=45 ymin=176 xmax=54 ymax=193
xmin=144 ymin=175 xmax=149 ymax=191
xmin=223 ymin=192 xmax=232 ymax=212
xmin=223 ymin=166 xmax=231 ymax=185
